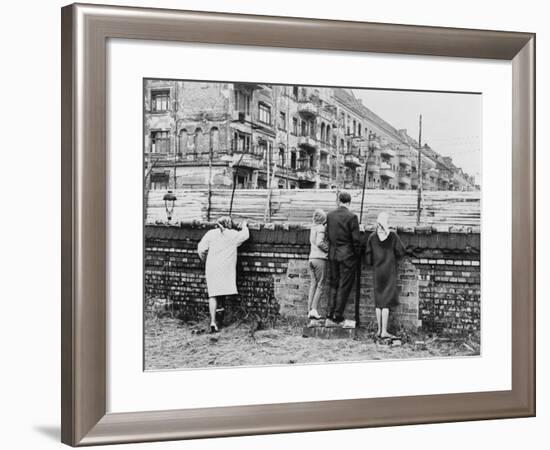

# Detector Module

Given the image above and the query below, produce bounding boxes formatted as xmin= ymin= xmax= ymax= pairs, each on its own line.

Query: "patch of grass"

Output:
xmin=144 ymin=316 xmax=480 ymax=370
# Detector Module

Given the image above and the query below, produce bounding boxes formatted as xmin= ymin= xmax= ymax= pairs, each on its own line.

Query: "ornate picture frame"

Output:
xmin=61 ymin=3 xmax=535 ymax=446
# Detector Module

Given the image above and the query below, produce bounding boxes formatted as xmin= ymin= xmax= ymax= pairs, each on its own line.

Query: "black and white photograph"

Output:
xmin=143 ymin=79 xmax=481 ymax=370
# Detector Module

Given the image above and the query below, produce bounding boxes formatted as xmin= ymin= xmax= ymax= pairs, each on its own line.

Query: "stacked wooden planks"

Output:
xmin=145 ymin=189 xmax=480 ymax=230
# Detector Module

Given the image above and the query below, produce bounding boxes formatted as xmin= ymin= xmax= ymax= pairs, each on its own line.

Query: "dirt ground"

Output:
xmin=144 ymin=316 xmax=480 ymax=370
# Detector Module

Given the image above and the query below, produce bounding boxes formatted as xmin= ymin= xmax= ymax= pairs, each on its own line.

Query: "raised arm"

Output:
xmin=233 ymin=221 xmax=250 ymax=246
xmin=394 ymin=231 xmax=406 ymax=259
xmin=197 ymin=230 xmax=211 ymax=262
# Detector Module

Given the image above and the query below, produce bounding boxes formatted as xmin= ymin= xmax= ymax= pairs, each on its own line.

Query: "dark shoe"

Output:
xmin=210 ymin=323 xmax=219 ymax=333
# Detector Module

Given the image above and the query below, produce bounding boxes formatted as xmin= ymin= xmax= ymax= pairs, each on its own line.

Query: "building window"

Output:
xmin=150 ymin=130 xmax=170 ymax=153
xmin=234 ymin=90 xmax=251 ymax=115
xmin=292 ymin=117 xmax=298 ymax=135
xmin=232 ymin=131 xmax=251 ymax=153
xmin=301 ymin=120 xmax=307 ymax=136
xmin=150 ymin=172 xmax=169 ymax=190
xmin=291 ymin=151 xmax=297 ymax=169
xmin=258 ymin=102 xmax=272 ymax=125
xmin=278 ymin=111 xmax=287 ymax=130
xmin=278 ymin=146 xmax=285 ymax=167
xmin=210 ymin=127 xmax=219 ymax=152
xmin=258 ymin=140 xmax=272 ymax=159
xmin=178 ymin=129 xmax=188 ymax=154
xmin=194 ymin=128 xmax=203 ymax=152
xmin=292 ymin=86 xmax=299 ymax=99
xmin=151 ymin=90 xmax=170 ymax=112
xmin=236 ymin=175 xmax=246 ymax=189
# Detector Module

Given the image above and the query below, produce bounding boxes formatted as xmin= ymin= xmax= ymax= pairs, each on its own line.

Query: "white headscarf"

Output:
xmin=376 ymin=212 xmax=390 ymax=242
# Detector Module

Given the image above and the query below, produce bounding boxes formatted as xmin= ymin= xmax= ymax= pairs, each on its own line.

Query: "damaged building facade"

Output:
xmin=144 ymin=80 xmax=477 ymax=192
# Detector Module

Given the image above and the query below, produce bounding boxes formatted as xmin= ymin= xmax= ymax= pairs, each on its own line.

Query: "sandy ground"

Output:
xmin=144 ymin=316 xmax=480 ymax=370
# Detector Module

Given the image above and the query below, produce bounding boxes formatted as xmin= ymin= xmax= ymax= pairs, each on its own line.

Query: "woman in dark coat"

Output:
xmin=365 ymin=212 xmax=405 ymax=338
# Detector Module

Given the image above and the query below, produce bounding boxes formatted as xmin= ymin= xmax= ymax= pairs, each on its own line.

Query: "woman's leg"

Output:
xmin=375 ymin=308 xmax=382 ymax=336
xmin=311 ymin=260 xmax=326 ymax=315
xmin=208 ymin=297 xmax=218 ymax=331
xmin=307 ymin=261 xmax=318 ymax=313
xmin=380 ymin=308 xmax=396 ymax=338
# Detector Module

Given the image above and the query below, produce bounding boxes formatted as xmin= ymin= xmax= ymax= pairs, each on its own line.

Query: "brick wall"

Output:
xmin=145 ymin=223 xmax=480 ymax=335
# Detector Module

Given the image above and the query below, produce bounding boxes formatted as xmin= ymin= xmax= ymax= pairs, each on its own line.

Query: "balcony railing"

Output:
xmin=297 ymin=135 xmax=318 ymax=150
xmin=297 ymin=100 xmax=318 ymax=118
xmin=380 ymin=163 xmax=395 ymax=179
xmin=367 ymin=157 xmax=380 ymax=172
xmin=398 ymin=151 xmax=412 ymax=167
xmin=380 ymin=147 xmax=396 ymax=158
xmin=398 ymin=170 xmax=411 ymax=185
xmin=344 ymin=152 xmax=361 ymax=167
xmin=230 ymin=152 xmax=264 ymax=170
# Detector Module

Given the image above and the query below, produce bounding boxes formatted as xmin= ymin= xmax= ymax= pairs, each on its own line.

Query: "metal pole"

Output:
xmin=354 ymin=136 xmax=370 ymax=327
xmin=229 ymin=148 xmax=245 ymax=217
xmin=207 ymin=129 xmax=213 ymax=222
xmin=416 ymin=114 xmax=423 ymax=226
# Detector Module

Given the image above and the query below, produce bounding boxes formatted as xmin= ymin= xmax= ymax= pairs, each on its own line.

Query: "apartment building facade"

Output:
xmin=144 ymin=80 xmax=477 ymax=192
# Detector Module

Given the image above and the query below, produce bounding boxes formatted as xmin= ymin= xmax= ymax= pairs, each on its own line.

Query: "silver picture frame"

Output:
xmin=61 ymin=3 xmax=535 ymax=446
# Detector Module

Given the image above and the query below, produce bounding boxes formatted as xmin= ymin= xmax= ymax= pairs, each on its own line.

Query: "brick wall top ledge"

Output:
xmin=145 ymin=223 xmax=480 ymax=252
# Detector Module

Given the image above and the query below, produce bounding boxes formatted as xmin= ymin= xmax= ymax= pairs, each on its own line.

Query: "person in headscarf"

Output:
xmin=365 ymin=212 xmax=406 ymax=338
xmin=307 ymin=209 xmax=329 ymax=320
xmin=197 ymin=216 xmax=249 ymax=332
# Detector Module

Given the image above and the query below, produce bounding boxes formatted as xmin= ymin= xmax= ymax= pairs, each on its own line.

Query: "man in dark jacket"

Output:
xmin=325 ymin=191 xmax=362 ymax=325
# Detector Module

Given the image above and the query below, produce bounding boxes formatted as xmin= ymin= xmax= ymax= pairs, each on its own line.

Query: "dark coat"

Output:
xmin=365 ymin=231 xmax=406 ymax=308
xmin=326 ymin=205 xmax=362 ymax=261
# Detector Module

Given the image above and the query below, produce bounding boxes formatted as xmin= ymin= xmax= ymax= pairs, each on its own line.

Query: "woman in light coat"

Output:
xmin=197 ymin=216 xmax=249 ymax=332
xmin=307 ymin=209 xmax=329 ymax=319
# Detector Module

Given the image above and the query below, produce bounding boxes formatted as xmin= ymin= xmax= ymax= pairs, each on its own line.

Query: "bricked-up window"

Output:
xmin=151 ymin=130 xmax=170 ymax=153
xmin=258 ymin=102 xmax=272 ymax=125
xmin=151 ymin=90 xmax=170 ymax=112
xmin=278 ymin=111 xmax=286 ymax=130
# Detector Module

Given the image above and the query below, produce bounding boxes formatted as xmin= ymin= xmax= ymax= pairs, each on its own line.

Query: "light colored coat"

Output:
xmin=197 ymin=226 xmax=249 ymax=297
xmin=309 ymin=223 xmax=329 ymax=260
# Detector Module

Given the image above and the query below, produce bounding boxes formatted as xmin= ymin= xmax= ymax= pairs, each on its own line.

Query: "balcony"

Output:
xmin=398 ymin=170 xmax=411 ymax=186
xmin=297 ymin=135 xmax=318 ymax=150
xmin=344 ymin=152 xmax=361 ymax=167
xmin=297 ymin=100 xmax=318 ymax=118
xmin=231 ymin=110 xmax=252 ymax=123
xmin=295 ymin=167 xmax=317 ymax=181
xmin=367 ymin=156 xmax=380 ymax=172
xmin=398 ymin=150 xmax=412 ymax=167
xmin=319 ymin=163 xmax=331 ymax=176
xmin=380 ymin=146 xmax=396 ymax=158
xmin=380 ymin=163 xmax=395 ymax=179
xmin=318 ymin=142 xmax=332 ymax=154
xmin=230 ymin=152 xmax=264 ymax=170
